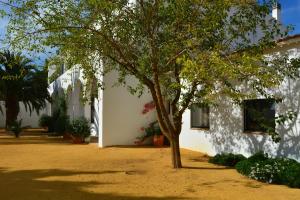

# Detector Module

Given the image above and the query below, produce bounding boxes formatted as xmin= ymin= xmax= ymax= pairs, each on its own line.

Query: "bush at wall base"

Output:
xmin=209 ymin=153 xmax=246 ymax=167
xmin=8 ymin=119 xmax=23 ymax=138
xmin=68 ymin=117 xmax=91 ymax=144
xmin=210 ymin=152 xmax=300 ymax=188
xmin=38 ymin=114 xmax=69 ymax=135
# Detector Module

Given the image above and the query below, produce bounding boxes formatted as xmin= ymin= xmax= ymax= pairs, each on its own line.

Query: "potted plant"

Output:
xmin=68 ymin=117 xmax=91 ymax=144
xmin=134 ymin=126 xmax=155 ymax=145
xmin=152 ymin=125 xmax=164 ymax=147
xmin=38 ymin=114 xmax=52 ymax=132
xmin=8 ymin=119 xmax=23 ymax=138
xmin=135 ymin=121 xmax=164 ymax=147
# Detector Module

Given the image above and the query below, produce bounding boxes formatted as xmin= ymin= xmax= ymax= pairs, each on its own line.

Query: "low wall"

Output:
xmin=0 ymin=102 xmax=49 ymax=128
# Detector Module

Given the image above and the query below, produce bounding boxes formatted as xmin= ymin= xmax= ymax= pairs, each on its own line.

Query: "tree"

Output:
xmin=0 ymin=50 xmax=50 ymax=127
xmin=2 ymin=0 xmax=299 ymax=168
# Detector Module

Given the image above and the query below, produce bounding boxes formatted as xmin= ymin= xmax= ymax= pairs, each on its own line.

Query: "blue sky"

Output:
xmin=0 ymin=0 xmax=300 ymax=64
xmin=281 ymin=0 xmax=300 ymax=34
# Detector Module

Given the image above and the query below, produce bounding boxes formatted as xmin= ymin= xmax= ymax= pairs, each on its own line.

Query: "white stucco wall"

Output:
xmin=101 ymin=71 xmax=156 ymax=147
xmin=0 ymin=102 xmax=49 ymax=128
xmin=180 ymin=41 xmax=300 ymax=162
xmin=48 ymin=66 xmax=99 ymax=136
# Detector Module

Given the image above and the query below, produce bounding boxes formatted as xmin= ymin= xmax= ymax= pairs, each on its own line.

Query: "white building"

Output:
xmin=2 ymin=3 xmax=300 ymax=162
xmin=47 ymin=33 xmax=300 ymax=162
xmin=180 ymin=34 xmax=300 ymax=161
xmin=48 ymin=67 xmax=156 ymax=146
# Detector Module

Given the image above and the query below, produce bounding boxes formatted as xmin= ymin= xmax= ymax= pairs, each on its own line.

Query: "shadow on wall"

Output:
xmin=275 ymin=77 xmax=300 ymax=160
xmin=0 ymin=168 xmax=186 ymax=200
xmin=52 ymin=77 xmax=85 ymax=120
xmin=66 ymin=80 xmax=84 ymax=120
xmin=208 ymin=77 xmax=300 ymax=161
xmin=51 ymin=81 xmax=65 ymax=116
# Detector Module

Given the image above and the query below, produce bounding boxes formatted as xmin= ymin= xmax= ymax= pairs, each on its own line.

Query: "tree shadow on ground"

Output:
xmin=182 ymin=166 xmax=233 ymax=170
xmin=0 ymin=168 xmax=188 ymax=200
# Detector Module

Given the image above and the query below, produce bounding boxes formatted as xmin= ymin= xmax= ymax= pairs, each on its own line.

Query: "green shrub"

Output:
xmin=247 ymin=151 xmax=269 ymax=163
xmin=38 ymin=96 xmax=70 ymax=135
xmin=248 ymin=159 xmax=285 ymax=183
xmin=68 ymin=117 xmax=91 ymax=138
xmin=209 ymin=153 xmax=246 ymax=167
xmin=9 ymin=119 xmax=22 ymax=138
xmin=235 ymin=152 xmax=300 ymax=188
xmin=235 ymin=159 xmax=254 ymax=176
xmin=235 ymin=151 xmax=269 ymax=176
xmin=39 ymin=114 xmax=53 ymax=128
xmin=276 ymin=159 xmax=300 ymax=188
xmin=53 ymin=114 xmax=70 ymax=134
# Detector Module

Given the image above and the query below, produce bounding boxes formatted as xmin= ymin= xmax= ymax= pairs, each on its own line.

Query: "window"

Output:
xmin=243 ymin=99 xmax=275 ymax=132
xmin=190 ymin=104 xmax=210 ymax=129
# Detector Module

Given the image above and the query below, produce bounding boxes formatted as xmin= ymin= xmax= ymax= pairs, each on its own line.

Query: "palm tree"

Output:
xmin=0 ymin=50 xmax=50 ymax=127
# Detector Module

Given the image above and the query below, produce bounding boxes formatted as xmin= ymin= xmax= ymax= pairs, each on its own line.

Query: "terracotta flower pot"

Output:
xmin=72 ymin=136 xmax=84 ymax=144
xmin=153 ymin=135 xmax=164 ymax=147
xmin=63 ymin=132 xmax=72 ymax=140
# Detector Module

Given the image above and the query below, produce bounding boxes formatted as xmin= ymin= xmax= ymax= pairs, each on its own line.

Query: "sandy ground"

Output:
xmin=0 ymin=136 xmax=300 ymax=200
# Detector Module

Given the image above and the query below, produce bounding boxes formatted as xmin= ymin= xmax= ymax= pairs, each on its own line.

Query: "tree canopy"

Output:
xmin=1 ymin=0 xmax=299 ymax=168
xmin=0 ymin=50 xmax=50 ymax=127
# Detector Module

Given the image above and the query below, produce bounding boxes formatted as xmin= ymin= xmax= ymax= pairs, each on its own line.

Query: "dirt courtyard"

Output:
xmin=0 ymin=136 xmax=300 ymax=200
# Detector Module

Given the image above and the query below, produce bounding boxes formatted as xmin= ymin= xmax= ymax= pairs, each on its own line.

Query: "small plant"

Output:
xmin=49 ymin=95 xmax=70 ymax=134
xmin=39 ymin=114 xmax=53 ymax=128
xmin=247 ymin=151 xmax=269 ymax=163
xmin=139 ymin=121 xmax=161 ymax=138
xmin=9 ymin=119 xmax=22 ymax=138
xmin=234 ymin=151 xmax=300 ymax=188
xmin=68 ymin=117 xmax=91 ymax=139
xmin=235 ymin=159 xmax=253 ymax=176
xmin=135 ymin=121 xmax=164 ymax=146
xmin=209 ymin=153 xmax=246 ymax=167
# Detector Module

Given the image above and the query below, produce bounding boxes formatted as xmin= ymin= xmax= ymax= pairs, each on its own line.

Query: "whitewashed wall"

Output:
xmin=100 ymin=70 xmax=156 ymax=147
xmin=0 ymin=102 xmax=49 ymax=128
xmin=48 ymin=66 xmax=97 ymax=135
xmin=180 ymin=42 xmax=300 ymax=162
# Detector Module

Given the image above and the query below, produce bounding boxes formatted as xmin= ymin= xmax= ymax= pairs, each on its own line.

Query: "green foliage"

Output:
xmin=54 ymin=115 xmax=70 ymax=134
xmin=209 ymin=153 xmax=246 ymax=167
xmin=38 ymin=114 xmax=53 ymax=128
xmin=236 ymin=151 xmax=269 ymax=175
xmin=8 ymin=119 xmax=22 ymax=138
xmin=68 ymin=117 xmax=91 ymax=138
xmin=143 ymin=121 xmax=162 ymax=137
xmin=50 ymin=96 xmax=69 ymax=134
xmin=3 ymin=1 xmax=298 ymax=131
xmin=235 ymin=159 xmax=254 ymax=176
xmin=235 ymin=152 xmax=300 ymax=188
xmin=3 ymin=0 xmax=300 ymax=167
xmin=278 ymin=161 xmax=300 ymax=188
xmin=247 ymin=151 xmax=269 ymax=163
xmin=0 ymin=50 xmax=51 ymax=126
xmin=247 ymin=158 xmax=300 ymax=188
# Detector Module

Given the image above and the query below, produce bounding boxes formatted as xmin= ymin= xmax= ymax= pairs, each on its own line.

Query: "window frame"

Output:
xmin=190 ymin=104 xmax=210 ymax=130
xmin=243 ymin=99 xmax=276 ymax=133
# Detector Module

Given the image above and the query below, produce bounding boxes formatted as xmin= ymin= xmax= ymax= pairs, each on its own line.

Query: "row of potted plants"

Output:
xmin=39 ymin=115 xmax=91 ymax=144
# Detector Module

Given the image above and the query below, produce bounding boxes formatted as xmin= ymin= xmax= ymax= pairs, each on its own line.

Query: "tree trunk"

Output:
xmin=5 ymin=95 xmax=19 ymax=128
xmin=170 ymin=134 xmax=182 ymax=168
